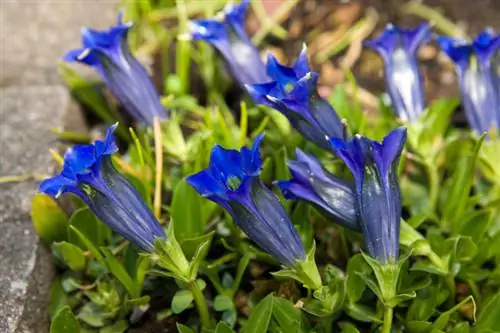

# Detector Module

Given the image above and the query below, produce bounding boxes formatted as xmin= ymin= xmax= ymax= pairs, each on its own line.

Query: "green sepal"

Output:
xmin=360 ymin=252 xmax=415 ymax=307
xmin=271 ymin=242 xmax=322 ymax=290
xmin=152 ymin=223 xmax=213 ymax=282
xmin=152 ymin=223 xmax=190 ymax=281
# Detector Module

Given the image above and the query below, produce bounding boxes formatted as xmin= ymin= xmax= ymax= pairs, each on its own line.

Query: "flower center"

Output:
xmin=226 ymin=176 xmax=242 ymax=191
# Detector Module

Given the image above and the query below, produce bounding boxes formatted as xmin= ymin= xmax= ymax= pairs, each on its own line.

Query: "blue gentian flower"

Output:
xmin=190 ymin=0 xmax=269 ymax=86
xmin=247 ymin=46 xmax=344 ymax=150
xmin=65 ymin=15 xmax=168 ymax=125
xmin=437 ymin=30 xmax=500 ymax=133
xmin=364 ymin=23 xmax=431 ymax=122
xmin=39 ymin=124 xmax=165 ymax=252
xmin=275 ymin=149 xmax=359 ymax=231
xmin=187 ymin=134 xmax=305 ymax=267
xmin=330 ymin=128 xmax=407 ymax=264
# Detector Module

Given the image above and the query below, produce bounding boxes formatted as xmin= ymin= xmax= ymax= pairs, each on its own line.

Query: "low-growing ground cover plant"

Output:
xmin=30 ymin=0 xmax=500 ymax=332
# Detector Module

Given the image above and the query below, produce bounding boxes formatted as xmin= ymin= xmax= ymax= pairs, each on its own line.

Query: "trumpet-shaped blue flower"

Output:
xmin=247 ymin=47 xmax=344 ymax=150
xmin=364 ymin=23 xmax=431 ymax=122
xmin=65 ymin=15 xmax=167 ymax=125
xmin=275 ymin=149 xmax=358 ymax=231
xmin=190 ymin=0 xmax=269 ymax=86
xmin=437 ymin=30 xmax=500 ymax=134
xmin=330 ymin=128 xmax=407 ymax=264
xmin=39 ymin=124 xmax=165 ymax=252
xmin=187 ymin=135 xmax=305 ymax=267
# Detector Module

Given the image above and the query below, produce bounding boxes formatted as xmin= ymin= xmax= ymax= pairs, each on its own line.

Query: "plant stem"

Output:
xmin=153 ymin=117 xmax=163 ymax=219
xmin=188 ymin=280 xmax=214 ymax=331
xmin=382 ymin=306 xmax=394 ymax=333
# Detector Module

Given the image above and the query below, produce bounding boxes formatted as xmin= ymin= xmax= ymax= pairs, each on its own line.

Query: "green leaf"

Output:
xmin=99 ymin=320 xmax=128 ymax=333
xmin=459 ymin=210 xmax=491 ymax=244
xmin=176 ymin=324 xmax=196 ymax=333
xmin=69 ymin=226 xmax=106 ymax=266
xmin=171 ymin=178 xmax=203 ymax=242
xmin=77 ymin=303 xmax=108 ymax=328
xmin=344 ymin=303 xmax=381 ymax=323
xmin=53 ymin=242 xmax=87 ymax=271
xmin=442 ymin=134 xmax=485 ymax=231
xmin=31 ymin=193 xmax=68 ymax=244
xmin=172 ymin=290 xmax=194 ymax=314
xmin=50 ymin=278 xmax=69 ymax=319
xmin=476 ymin=290 xmax=500 ymax=332
xmin=292 ymin=202 xmax=314 ymax=251
xmin=346 ymin=254 xmax=370 ymax=303
xmin=338 ymin=322 xmax=361 ymax=333
xmin=272 ymin=296 xmax=308 ymax=333
xmin=243 ymin=294 xmax=274 ymax=333
xmin=451 ymin=322 xmax=470 ymax=333
xmin=214 ymin=295 xmax=234 ymax=312
xmin=68 ymin=207 xmax=111 ymax=249
xmin=432 ymin=296 xmax=475 ymax=330
xmin=181 ymin=231 xmax=214 ymax=261
xmin=188 ymin=234 xmax=213 ymax=281
xmin=125 ymin=295 xmax=150 ymax=308
xmin=407 ymin=285 xmax=439 ymax=321
xmin=50 ymin=306 xmax=80 ymax=333
xmin=162 ymin=117 xmax=188 ymax=161
xmin=101 ymin=248 xmax=136 ymax=298
xmin=215 ymin=321 xmax=236 ymax=333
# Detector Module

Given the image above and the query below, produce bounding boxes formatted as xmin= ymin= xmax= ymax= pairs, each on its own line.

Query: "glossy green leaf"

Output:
xmin=53 ymin=241 xmax=87 ymax=271
xmin=31 ymin=193 xmax=68 ymax=244
xmin=176 ymin=323 xmax=196 ymax=333
xmin=442 ymin=135 xmax=485 ymax=231
xmin=346 ymin=254 xmax=370 ymax=302
xmin=69 ymin=226 xmax=106 ymax=266
xmin=172 ymin=290 xmax=194 ymax=314
xmin=215 ymin=321 xmax=236 ymax=333
xmin=68 ymin=207 xmax=111 ymax=249
xmin=99 ymin=320 xmax=128 ymax=333
xmin=272 ymin=296 xmax=308 ymax=333
xmin=476 ymin=290 xmax=500 ymax=332
xmin=50 ymin=306 xmax=80 ymax=333
xmin=49 ymin=278 xmax=69 ymax=319
xmin=171 ymin=178 xmax=203 ymax=242
xmin=214 ymin=294 xmax=234 ymax=312
xmin=101 ymin=248 xmax=136 ymax=298
xmin=338 ymin=322 xmax=361 ymax=333
xmin=243 ymin=294 xmax=274 ymax=333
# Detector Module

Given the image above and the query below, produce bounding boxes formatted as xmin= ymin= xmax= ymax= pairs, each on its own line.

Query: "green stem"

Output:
xmin=176 ymin=0 xmax=191 ymax=94
xmin=188 ymin=280 xmax=214 ymax=331
xmin=382 ymin=306 xmax=394 ymax=333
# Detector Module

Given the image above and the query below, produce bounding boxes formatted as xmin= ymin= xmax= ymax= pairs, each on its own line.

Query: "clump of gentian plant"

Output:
xmin=437 ymin=29 xmax=500 ymax=133
xmin=28 ymin=1 xmax=500 ymax=332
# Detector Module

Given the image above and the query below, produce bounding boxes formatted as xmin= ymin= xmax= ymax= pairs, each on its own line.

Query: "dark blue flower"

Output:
xmin=64 ymin=15 xmax=168 ymax=125
xmin=187 ymin=134 xmax=305 ymax=267
xmin=364 ymin=23 xmax=431 ymax=122
xmin=247 ymin=47 xmax=344 ymax=150
xmin=39 ymin=124 xmax=165 ymax=252
xmin=437 ymin=30 xmax=500 ymax=133
xmin=275 ymin=149 xmax=358 ymax=231
xmin=330 ymin=128 xmax=407 ymax=264
xmin=190 ymin=0 xmax=269 ymax=87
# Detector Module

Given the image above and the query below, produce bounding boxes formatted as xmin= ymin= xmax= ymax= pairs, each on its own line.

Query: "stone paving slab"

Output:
xmin=0 ymin=1 xmax=118 ymax=86
xmin=0 ymin=85 xmax=86 ymax=333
